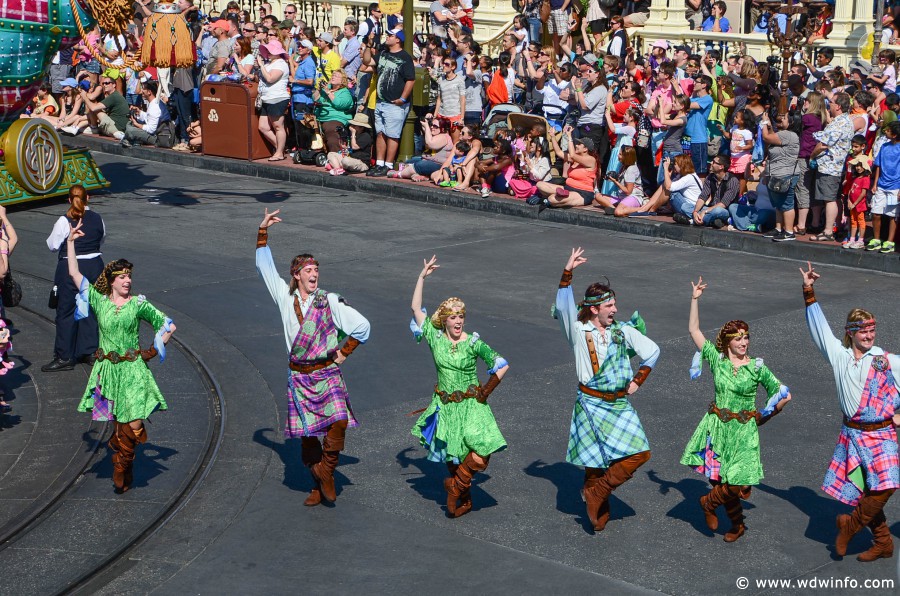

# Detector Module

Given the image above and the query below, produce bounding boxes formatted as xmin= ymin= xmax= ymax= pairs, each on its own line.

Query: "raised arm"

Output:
xmin=554 ymin=247 xmax=587 ymax=343
xmin=411 ymin=255 xmax=439 ymax=328
xmin=256 ymin=208 xmax=290 ymax=303
xmin=688 ymin=276 xmax=707 ymax=350
xmin=66 ymin=221 xmax=85 ymax=289
xmin=800 ymin=261 xmax=841 ymax=364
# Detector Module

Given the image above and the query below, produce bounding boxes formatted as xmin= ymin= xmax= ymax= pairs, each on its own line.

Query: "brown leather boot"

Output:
xmin=110 ymin=422 xmax=142 ymax=494
xmin=833 ymin=490 xmax=894 ymax=556
xmin=445 ymin=452 xmax=488 ymax=518
xmin=723 ymin=486 xmax=748 ymax=543
xmin=699 ymin=483 xmax=732 ymax=531
xmin=311 ymin=420 xmax=348 ymax=502
xmin=858 ymin=511 xmax=895 ymax=562
xmin=589 ymin=451 xmax=651 ymax=515
xmin=301 ymin=437 xmax=323 ymax=506
xmin=446 ymin=463 xmax=472 ymax=516
xmin=583 ymin=467 xmax=608 ymax=531
xmin=850 ymin=490 xmax=895 ymax=560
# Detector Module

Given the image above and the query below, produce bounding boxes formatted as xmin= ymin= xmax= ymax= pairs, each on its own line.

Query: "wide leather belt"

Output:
xmin=708 ymin=401 xmax=758 ymax=424
xmin=843 ymin=417 xmax=893 ymax=431
xmin=95 ymin=347 xmax=158 ymax=363
xmin=289 ymin=357 xmax=335 ymax=374
xmin=578 ymin=383 xmax=627 ymax=401
xmin=436 ymin=384 xmax=485 ymax=404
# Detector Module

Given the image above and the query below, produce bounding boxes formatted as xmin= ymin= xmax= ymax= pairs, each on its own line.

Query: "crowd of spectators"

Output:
xmin=29 ymin=0 xmax=900 ymax=251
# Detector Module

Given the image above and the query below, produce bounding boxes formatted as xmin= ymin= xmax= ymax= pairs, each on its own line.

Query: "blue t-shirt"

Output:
xmin=291 ymin=56 xmax=317 ymax=105
xmin=875 ymin=142 xmax=900 ymax=190
xmin=701 ymin=16 xmax=730 ymax=32
xmin=686 ymin=94 xmax=713 ymax=143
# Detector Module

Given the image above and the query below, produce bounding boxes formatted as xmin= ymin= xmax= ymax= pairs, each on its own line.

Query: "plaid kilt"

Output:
xmin=285 ymin=365 xmax=357 ymax=438
xmin=566 ymin=391 xmax=649 ymax=468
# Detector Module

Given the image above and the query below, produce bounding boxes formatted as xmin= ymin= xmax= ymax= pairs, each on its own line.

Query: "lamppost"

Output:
xmin=762 ymin=0 xmax=828 ymax=117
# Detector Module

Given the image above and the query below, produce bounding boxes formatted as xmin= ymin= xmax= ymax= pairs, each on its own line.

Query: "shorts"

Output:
xmin=374 ymin=101 xmax=410 ymax=139
xmin=690 ymin=142 xmax=709 ymax=175
xmin=413 ymin=159 xmax=442 ymax=176
xmin=464 ymin=111 xmax=482 ymax=126
xmin=76 ymin=59 xmax=101 ymax=74
xmin=870 ymin=187 xmax=900 ymax=217
xmin=768 ymin=178 xmax=798 ymax=212
xmin=564 ymin=184 xmax=594 ymax=205
xmin=627 ymin=11 xmax=649 ymax=26
xmin=261 ymin=99 xmax=289 ymax=119
xmin=611 ymin=195 xmax=644 ymax=208
xmin=50 ymin=64 xmax=73 ymax=94
xmin=814 ymin=172 xmax=841 ymax=203
xmin=492 ymin=175 xmax=511 ymax=194
xmin=548 ymin=9 xmax=569 ymax=35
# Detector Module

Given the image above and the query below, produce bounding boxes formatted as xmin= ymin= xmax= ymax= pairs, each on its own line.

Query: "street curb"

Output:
xmin=66 ymin=136 xmax=900 ymax=275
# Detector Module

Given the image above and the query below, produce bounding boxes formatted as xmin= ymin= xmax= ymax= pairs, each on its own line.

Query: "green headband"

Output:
xmin=581 ymin=291 xmax=614 ymax=307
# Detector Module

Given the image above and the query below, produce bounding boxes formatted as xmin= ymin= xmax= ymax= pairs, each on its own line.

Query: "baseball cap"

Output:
xmin=211 ymin=19 xmax=231 ymax=32
xmin=318 ymin=31 xmax=334 ymax=44
xmin=572 ymin=137 xmax=594 ymax=151
xmin=60 ymin=77 xmax=78 ymax=89
xmin=278 ymin=19 xmax=293 ymax=29
xmin=299 ymin=39 xmax=313 ymax=49
xmin=674 ymin=45 xmax=691 ymax=54
xmin=651 ymin=40 xmax=669 ymax=50
xmin=387 ymin=28 xmax=405 ymax=43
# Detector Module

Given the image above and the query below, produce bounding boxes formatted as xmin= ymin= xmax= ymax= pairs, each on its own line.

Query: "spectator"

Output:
xmin=701 ymin=1 xmax=731 ymax=32
xmin=605 ymin=16 xmax=629 ymax=66
xmin=594 ymin=145 xmax=647 ymax=215
xmin=233 ymin=37 xmax=256 ymax=80
xmin=240 ymin=20 xmax=259 ymax=50
xmin=42 ymin=78 xmax=83 ymax=130
xmin=842 ymin=155 xmax=871 ymax=249
xmin=325 ymin=112 xmax=374 ymax=175
xmin=584 ymin=0 xmax=610 ymax=51
xmin=656 ymin=94 xmax=690 ymax=185
xmin=760 ymin=110 xmax=802 ymax=241
xmin=121 ymin=80 xmax=172 ymax=148
xmin=867 ymin=121 xmax=900 ymax=253
xmin=536 ymin=129 xmax=599 ymax=208
xmin=685 ymin=0 xmax=703 ymax=30
xmin=686 ymin=74 xmax=714 ymax=175
xmin=571 ymin=62 xmax=608 ymax=164
xmin=358 ymin=3 xmax=383 ymax=46
xmin=49 ymin=49 xmax=74 ymax=106
xmin=341 ymin=20 xmax=362 ymax=80
xmin=719 ymin=108 xmax=755 ymax=194
xmin=673 ymin=154 xmax=739 ymax=227
xmin=509 ymin=136 xmax=552 ymax=197
xmin=256 ymin=40 xmax=291 ymax=161
xmin=664 ymin=154 xmax=703 ymax=222
xmin=316 ymin=32 xmax=341 ymax=85
xmin=170 ymin=67 xmax=195 ymax=153
xmin=391 ymin=114 xmax=454 ymax=181
xmin=69 ymin=74 xmax=129 ymax=140
xmin=871 ymin=50 xmax=896 ymax=94
xmin=435 ymin=55 xmax=465 ymax=127
xmin=314 ymin=69 xmax=355 ymax=152
xmin=364 ymin=28 xmax=415 ymax=177
xmin=794 ymin=91 xmax=827 ymax=235
xmin=598 ymin=105 xmax=638 ymax=196
xmin=623 ymin=0 xmax=651 ymax=27
xmin=430 ymin=0 xmax=455 ymax=39
xmin=547 ymin=0 xmax=571 ymax=59
xmin=462 ymin=51 xmax=485 ymax=126
xmin=440 ymin=124 xmax=483 ymax=190
xmin=23 ymin=83 xmax=59 ymax=118
xmin=809 ymin=92 xmax=854 ymax=242
xmin=204 ymin=19 xmax=234 ymax=77
xmin=43 ymin=185 xmax=104 ymax=373
xmin=290 ymin=40 xmax=317 ymax=117
xmin=475 ymin=138 xmax=516 ymax=198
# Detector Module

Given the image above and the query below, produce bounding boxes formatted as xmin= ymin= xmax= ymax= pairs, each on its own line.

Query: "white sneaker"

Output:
xmin=480 ymin=186 xmax=491 ymax=198
xmin=112 ymin=131 xmax=125 ymax=141
xmin=851 ymin=240 xmax=865 ymax=249
xmin=60 ymin=125 xmax=80 ymax=136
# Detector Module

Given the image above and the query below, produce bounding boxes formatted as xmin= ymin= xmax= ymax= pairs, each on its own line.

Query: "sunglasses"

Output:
xmin=101 ymin=80 xmax=114 ymax=85
xmin=284 ymin=10 xmax=295 ymax=14
xmin=267 ymin=32 xmax=277 ymax=36
xmin=443 ymin=62 xmax=455 ymax=67
xmin=243 ymin=28 xmax=255 ymax=32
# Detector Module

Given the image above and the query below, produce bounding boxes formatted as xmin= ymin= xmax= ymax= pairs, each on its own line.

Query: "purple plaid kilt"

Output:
xmin=823 ymin=355 xmax=900 ymax=506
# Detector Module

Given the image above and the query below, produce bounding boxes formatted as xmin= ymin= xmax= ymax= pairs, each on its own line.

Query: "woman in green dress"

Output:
xmin=681 ymin=277 xmax=791 ymax=542
xmin=67 ymin=221 xmax=176 ymax=494
xmin=410 ymin=256 xmax=510 ymax=518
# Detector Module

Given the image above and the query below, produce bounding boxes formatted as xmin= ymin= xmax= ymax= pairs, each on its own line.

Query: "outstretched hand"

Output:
xmin=260 ymin=208 xmax=282 ymax=229
xmin=565 ymin=247 xmax=587 ymax=271
xmin=68 ymin=220 xmax=84 ymax=242
xmin=420 ymin=255 xmax=439 ymax=279
xmin=691 ymin=276 xmax=707 ymax=300
xmin=800 ymin=261 xmax=819 ymax=287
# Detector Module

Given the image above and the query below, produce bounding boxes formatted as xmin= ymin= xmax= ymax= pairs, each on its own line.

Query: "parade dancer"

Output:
xmin=256 ymin=209 xmax=370 ymax=506
xmin=410 ymin=256 xmax=509 ymax=518
xmin=552 ymin=248 xmax=659 ymax=532
xmin=801 ymin=263 xmax=900 ymax=562
xmin=67 ymin=222 xmax=175 ymax=494
xmin=681 ymin=277 xmax=791 ymax=542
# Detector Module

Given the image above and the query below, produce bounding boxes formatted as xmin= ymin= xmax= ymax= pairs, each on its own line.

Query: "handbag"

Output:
xmin=48 ymin=285 xmax=59 ymax=310
xmin=540 ymin=0 xmax=551 ymax=22
xmin=1 ymin=271 xmax=22 ymax=308
xmin=509 ymin=177 xmax=537 ymax=199
xmin=767 ymin=159 xmax=800 ymax=194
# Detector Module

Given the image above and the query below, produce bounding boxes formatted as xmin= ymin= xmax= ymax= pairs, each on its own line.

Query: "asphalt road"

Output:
xmin=6 ymin=153 xmax=900 ymax=595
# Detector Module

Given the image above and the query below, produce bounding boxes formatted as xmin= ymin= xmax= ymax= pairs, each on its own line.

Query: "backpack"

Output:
xmin=486 ymin=69 xmax=509 ymax=107
xmin=636 ymin=112 xmax=652 ymax=149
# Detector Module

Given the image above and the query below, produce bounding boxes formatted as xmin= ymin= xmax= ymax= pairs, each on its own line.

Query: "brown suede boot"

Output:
xmin=858 ymin=511 xmax=895 ymax=562
xmin=301 ymin=437 xmax=324 ymax=506
xmin=834 ymin=490 xmax=894 ymax=556
xmin=583 ymin=467 xmax=608 ymax=531
xmin=723 ymin=486 xmax=748 ymax=543
xmin=446 ymin=462 xmax=472 ymax=516
xmin=311 ymin=420 xmax=348 ymax=502
xmin=699 ymin=483 xmax=732 ymax=531
xmin=110 ymin=422 xmax=143 ymax=494
xmin=445 ymin=452 xmax=488 ymax=518
xmin=589 ymin=451 xmax=651 ymax=514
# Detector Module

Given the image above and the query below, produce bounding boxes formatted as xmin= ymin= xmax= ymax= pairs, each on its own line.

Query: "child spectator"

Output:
xmin=867 ymin=121 xmax=900 ymax=253
xmin=511 ymin=15 xmax=530 ymax=52
xmin=593 ymin=146 xmax=647 ymax=216
xmin=842 ymin=155 xmax=871 ymax=249
xmin=476 ymin=138 xmax=515 ymax=198
xmin=720 ymin=108 xmax=755 ymax=194
xmin=701 ymin=1 xmax=732 ymax=32
xmin=872 ymin=49 xmax=897 ymax=93
xmin=439 ymin=141 xmax=470 ymax=187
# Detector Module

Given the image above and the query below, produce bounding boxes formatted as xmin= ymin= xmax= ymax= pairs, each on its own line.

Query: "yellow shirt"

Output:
xmin=317 ymin=49 xmax=341 ymax=84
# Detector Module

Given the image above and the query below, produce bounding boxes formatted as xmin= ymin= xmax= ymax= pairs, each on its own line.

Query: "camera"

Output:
xmin=605 ymin=171 xmax=620 ymax=182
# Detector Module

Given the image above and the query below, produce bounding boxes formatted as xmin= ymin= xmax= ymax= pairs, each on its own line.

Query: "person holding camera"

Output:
xmin=390 ymin=114 xmax=454 ymax=181
xmin=568 ymin=63 xmax=609 ymax=172
xmin=314 ymin=69 xmax=355 ymax=153
xmin=598 ymin=104 xmax=638 ymax=196
xmin=324 ymin=113 xmax=374 ymax=175
xmin=256 ymin=40 xmax=291 ymax=161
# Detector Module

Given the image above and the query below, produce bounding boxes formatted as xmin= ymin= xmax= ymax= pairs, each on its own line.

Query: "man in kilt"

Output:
xmin=256 ymin=209 xmax=370 ymax=506
xmin=801 ymin=263 xmax=900 ymax=562
xmin=552 ymin=248 xmax=660 ymax=533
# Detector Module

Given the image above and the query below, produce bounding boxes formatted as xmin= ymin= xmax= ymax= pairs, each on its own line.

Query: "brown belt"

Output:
xmin=436 ymin=384 xmax=486 ymax=405
xmin=708 ymin=401 xmax=759 ymax=424
xmin=578 ymin=383 xmax=627 ymax=402
xmin=289 ymin=357 xmax=335 ymax=374
xmin=95 ymin=347 xmax=158 ymax=364
xmin=843 ymin=417 xmax=894 ymax=431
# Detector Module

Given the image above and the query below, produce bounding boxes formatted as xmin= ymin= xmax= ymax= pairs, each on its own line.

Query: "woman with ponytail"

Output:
xmin=66 ymin=222 xmax=175 ymax=494
xmin=43 ymin=185 xmax=106 ymax=372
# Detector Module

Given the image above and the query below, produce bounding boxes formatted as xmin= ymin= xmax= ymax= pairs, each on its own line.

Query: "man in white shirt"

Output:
xmin=122 ymin=80 xmax=163 ymax=147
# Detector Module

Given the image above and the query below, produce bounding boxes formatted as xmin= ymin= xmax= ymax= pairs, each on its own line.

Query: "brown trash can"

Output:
xmin=200 ymin=81 xmax=271 ymax=161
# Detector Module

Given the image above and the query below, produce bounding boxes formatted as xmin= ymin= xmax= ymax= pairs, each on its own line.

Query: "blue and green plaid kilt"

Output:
xmin=566 ymin=391 xmax=650 ymax=468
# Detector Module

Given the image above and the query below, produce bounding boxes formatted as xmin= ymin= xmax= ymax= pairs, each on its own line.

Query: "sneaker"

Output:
xmin=113 ymin=131 xmax=125 ymax=141
xmin=448 ymin=181 xmax=458 ymax=188
xmin=866 ymin=239 xmax=883 ymax=251
xmin=329 ymin=168 xmax=344 ymax=176
xmin=711 ymin=218 xmax=726 ymax=229
xmin=60 ymin=125 xmax=80 ymax=136
xmin=842 ymin=239 xmax=853 ymax=249
xmin=172 ymin=142 xmax=190 ymax=152
xmin=672 ymin=213 xmax=692 ymax=225
xmin=366 ymin=165 xmax=382 ymax=177
xmin=880 ymin=241 xmax=895 ymax=254
xmin=370 ymin=165 xmax=387 ymax=178
xmin=746 ymin=223 xmax=758 ymax=232
xmin=120 ymin=139 xmax=132 ymax=148
xmin=438 ymin=180 xmax=453 ymax=187
xmin=851 ymin=240 xmax=865 ymax=249
xmin=774 ymin=232 xmax=796 ymax=242
xmin=480 ymin=186 xmax=491 ymax=198
xmin=762 ymin=228 xmax=780 ymax=238
xmin=324 ymin=163 xmax=333 ymax=171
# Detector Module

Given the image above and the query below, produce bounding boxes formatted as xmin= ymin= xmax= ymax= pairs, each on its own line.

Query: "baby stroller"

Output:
xmin=290 ymin=99 xmax=328 ymax=167
xmin=480 ymin=103 xmax=522 ymax=145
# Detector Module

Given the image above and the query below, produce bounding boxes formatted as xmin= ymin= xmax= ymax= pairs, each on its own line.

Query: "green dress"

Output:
xmin=680 ymin=340 xmax=785 ymax=486
xmin=411 ymin=318 xmax=508 ymax=463
xmin=77 ymin=285 xmax=169 ymax=423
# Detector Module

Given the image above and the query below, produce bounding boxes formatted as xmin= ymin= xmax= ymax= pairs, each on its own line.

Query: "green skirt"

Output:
xmin=680 ymin=412 xmax=763 ymax=486
xmin=411 ymin=394 xmax=507 ymax=463
xmin=78 ymin=359 xmax=167 ymax=423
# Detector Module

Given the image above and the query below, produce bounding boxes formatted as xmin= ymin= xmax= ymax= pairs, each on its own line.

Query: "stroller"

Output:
xmin=480 ymin=103 xmax=523 ymax=145
xmin=290 ymin=98 xmax=328 ymax=167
